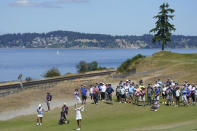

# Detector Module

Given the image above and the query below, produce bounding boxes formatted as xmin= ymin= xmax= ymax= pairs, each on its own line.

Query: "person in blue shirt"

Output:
xmin=106 ymin=83 xmax=114 ymax=104
xmin=81 ymin=85 xmax=87 ymax=104
xmin=128 ymin=84 xmax=135 ymax=104
xmin=182 ymin=86 xmax=188 ymax=106
xmin=155 ymin=86 xmax=160 ymax=103
xmin=186 ymin=88 xmax=191 ymax=104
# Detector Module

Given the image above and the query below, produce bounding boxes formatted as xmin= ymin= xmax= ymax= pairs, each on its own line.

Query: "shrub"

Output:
xmin=76 ymin=61 xmax=106 ymax=73
xmin=76 ymin=61 xmax=89 ymax=73
xmin=117 ymin=54 xmax=145 ymax=73
xmin=44 ymin=67 xmax=61 ymax=78
xmin=25 ymin=77 xmax=32 ymax=81
xmin=88 ymin=61 xmax=98 ymax=71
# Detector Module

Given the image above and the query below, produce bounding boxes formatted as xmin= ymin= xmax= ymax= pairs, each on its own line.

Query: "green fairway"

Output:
xmin=1 ymin=101 xmax=197 ymax=131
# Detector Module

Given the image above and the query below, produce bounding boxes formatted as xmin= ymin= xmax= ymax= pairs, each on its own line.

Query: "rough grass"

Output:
xmin=1 ymin=102 xmax=197 ymax=131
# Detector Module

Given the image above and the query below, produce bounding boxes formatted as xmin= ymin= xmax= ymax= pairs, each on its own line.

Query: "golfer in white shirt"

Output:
xmin=75 ymin=103 xmax=84 ymax=130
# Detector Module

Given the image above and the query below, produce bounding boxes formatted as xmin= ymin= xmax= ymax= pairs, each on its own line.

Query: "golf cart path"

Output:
xmin=0 ymin=99 xmax=76 ymax=121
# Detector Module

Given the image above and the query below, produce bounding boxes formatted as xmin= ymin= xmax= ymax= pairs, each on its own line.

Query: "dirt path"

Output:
xmin=0 ymin=83 xmax=119 ymax=121
xmin=0 ymin=99 xmax=76 ymax=121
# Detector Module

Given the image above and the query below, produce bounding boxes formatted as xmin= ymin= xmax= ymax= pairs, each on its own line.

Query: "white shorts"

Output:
xmin=76 ymin=115 xmax=82 ymax=120
xmin=37 ymin=114 xmax=43 ymax=118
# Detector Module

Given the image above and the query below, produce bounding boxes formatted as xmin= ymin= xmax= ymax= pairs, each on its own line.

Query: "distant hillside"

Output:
xmin=0 ymin=30 xmax=197 ymax=48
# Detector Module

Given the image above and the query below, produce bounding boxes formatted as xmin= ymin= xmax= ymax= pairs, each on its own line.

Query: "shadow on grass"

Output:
xmin=104 ymin=101 xmax=113 ymax=105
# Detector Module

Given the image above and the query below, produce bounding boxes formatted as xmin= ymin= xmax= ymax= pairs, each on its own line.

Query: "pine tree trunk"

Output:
xmin=162 ymin=44 xmax=164 ymax=50
xmin=161 ymin=40 xmax=165 ymax=51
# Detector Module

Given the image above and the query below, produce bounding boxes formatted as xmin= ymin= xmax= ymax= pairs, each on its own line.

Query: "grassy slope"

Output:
xmin=1 ymin=102 xmax=197 ymax=131
xmin=133 ymin=51 xmax=197 ymax=83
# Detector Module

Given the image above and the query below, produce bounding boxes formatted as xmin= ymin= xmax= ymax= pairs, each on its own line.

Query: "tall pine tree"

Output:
xmin=150 ymin=3 xmax=176 ymax=50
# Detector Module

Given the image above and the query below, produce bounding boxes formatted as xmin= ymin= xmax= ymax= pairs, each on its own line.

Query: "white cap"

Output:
xmin=38 ymin=104 xmax=42 ymax=107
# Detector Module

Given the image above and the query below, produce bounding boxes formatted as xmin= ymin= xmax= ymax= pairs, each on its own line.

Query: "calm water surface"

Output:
xmin=0 ymin=48 xmax=197 ymax=82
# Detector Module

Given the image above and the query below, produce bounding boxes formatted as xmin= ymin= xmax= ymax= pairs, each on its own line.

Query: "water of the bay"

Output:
xmin=0 ymin=48 xmax=197 ymax=82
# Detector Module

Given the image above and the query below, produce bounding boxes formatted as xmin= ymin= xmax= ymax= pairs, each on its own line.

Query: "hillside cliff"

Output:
xmin=0 ymin=30 xmax=196 ymax=48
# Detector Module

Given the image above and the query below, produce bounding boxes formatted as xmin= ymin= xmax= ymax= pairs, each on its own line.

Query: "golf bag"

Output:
xmin=58 ymin=111 xmax=69 ymax=125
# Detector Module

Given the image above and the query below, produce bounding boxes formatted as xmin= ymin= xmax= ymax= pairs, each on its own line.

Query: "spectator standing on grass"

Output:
xmin=155 ymin=86 xmax=160 ymax=104
xmin=116 ymin=86 xmax=121 ymax=102
xmin=162 ymin=85 xmax=167 ymax=104
xmin=125 ymin=82 xmax=130 ymax=103
xmin=74 ymin=89 xmax=81 ymax=104
xmin=36 ymin=104 xmax=45 ymax=126
xmin=93 ymin=86 xmax=99 ymax=104
xmin=81 ymin=85 xmax=87 ymax=104
xmin=134 ymin=84 xmax=140 ymax=105
xmin=147 ymin=84 xmax=153 ymax=106
xmin=100 ymin=83 xmax=106 ymax=101
xmin=89 ymin=85 xmax=94 ymax=101
xmin=167 ymin=86 xmax=173 ymax=106
xmin=182 ymin=86 xmax=188 ymax=106
xmin=186 ymin=87 xmax=191 ymax=105
xmin=98 ymin=83 xmax=102 ymax=100
xmin=128 ymin=83 xmax=135 ymax=104
xmin=120 ymin=86 xmax=126 ymax=103
xmin=46 ymin=92 xmax=52 ymax=111
xmin=106 ymin=83 xmax=114 ymax=104
xmin=175 ymin=87 xmax=181 ymax=107
xmin=139 ymin=84 xmax=146 ymax=106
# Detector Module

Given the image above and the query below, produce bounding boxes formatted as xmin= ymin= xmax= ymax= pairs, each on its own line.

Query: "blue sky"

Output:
xmin=0 ymin=0 xmax=197 ymax=36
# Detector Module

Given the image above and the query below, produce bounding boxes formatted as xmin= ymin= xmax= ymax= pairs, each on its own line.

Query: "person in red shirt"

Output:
xmin=93 ymin=86 xmax=99 ymax=104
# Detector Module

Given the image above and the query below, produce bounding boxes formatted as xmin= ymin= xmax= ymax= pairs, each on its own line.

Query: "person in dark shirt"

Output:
xmin=46 ymin=92 xmax=52 ymax=111
xmin=116 ymin=86 xmax=121 ymax=102
xmin=106 ymin=84 xmax=114 ymax=104
xmin=147 ymin=84 xmax=153 ymax=106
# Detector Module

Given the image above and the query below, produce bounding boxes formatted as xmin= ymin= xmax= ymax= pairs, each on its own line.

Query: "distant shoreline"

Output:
xmin=0 ymin=47 xmax=197 ymax=49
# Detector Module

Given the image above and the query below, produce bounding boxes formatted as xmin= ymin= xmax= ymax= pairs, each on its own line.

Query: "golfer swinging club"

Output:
xmin=75 ymin=103 xmax=84 ymax=130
